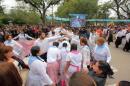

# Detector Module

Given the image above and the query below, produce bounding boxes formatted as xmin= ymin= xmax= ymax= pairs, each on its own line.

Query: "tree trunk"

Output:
xmin=128 ymin=13 xmax=130 ymax=19
xmin=117 ymin=7 xmax=121 ymax=19
xmin=40 ymin=10 xmax=46 ymax=26
xmin=114 ymin=0 xmax=121 ymax=19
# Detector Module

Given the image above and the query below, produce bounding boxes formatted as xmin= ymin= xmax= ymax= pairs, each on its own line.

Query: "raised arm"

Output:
xmin=13 ymin=34 xmax=20 ymax=40
xmin=106 ymin=47 xmax=111 ymax=63
xmin=47 ymin=35 xmax=64 ymax=42
xmin=25 ymin=34 xmax=34 ymax=40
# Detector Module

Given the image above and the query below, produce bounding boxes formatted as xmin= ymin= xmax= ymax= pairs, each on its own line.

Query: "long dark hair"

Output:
xmin=70 ymin=44 xmax=77 ymax=51
xmin=98 ymin=61 xmax=114 ymax=78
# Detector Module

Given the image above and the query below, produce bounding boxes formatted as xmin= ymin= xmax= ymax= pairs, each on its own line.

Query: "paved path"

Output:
xmin=106 ymin=43 xmax=130 ymax=86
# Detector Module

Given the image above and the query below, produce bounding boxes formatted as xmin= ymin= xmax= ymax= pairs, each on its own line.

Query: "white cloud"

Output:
xmin=2 ymin=0 xmax=111 ymax=10
xmin=2 ymin=0 xmax=17 ymax=10
xmin=98 ymin=0 xmax=111 ymax=4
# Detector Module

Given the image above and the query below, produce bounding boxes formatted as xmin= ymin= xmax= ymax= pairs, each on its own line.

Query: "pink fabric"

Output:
xmin=65 ymin=64 xmax=81 ymax=86
xmin=70 ymin=64 xmax=80 ymax=72
xmin=47 ymin=61 xmax=60 ymax=84
xmin=61 ymin=80 xmax=66 ymax=86
xmin=71 ymin=50 xmax=80 ymax=54
xmin=17 ymin=40 xmax=35 ymax=58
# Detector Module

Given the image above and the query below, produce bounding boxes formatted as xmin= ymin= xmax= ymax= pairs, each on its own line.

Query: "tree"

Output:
xmin=9 ymin=8 xmax=41 ymax=24
xmin=16 ymin=0 xmax=62 ymax=25
xmin=0 ymin=0 xmax=4 ymax=14
xmin=111 ymin=0 xmax=129 ymax=19
xmin=56 ymin=0 xmax=98 ymax=18
xmin=120 ymin=0 xmax=130 ymax=19
xmin=97 ymin=2 xmax=112 ymax=19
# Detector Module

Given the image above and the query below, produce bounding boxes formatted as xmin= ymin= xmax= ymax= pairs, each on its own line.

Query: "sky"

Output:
xmin=2 ymin=0 xmax=111 ymax=9
xmin=2 ymin=0 xmax=17 ymax=10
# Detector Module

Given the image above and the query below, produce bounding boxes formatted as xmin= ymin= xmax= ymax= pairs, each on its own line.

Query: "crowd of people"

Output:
xmin=0 ymin=24 xmax=130 ymax=86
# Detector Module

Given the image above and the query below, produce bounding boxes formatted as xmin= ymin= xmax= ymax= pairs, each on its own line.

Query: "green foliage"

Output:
xmin=0 ymin=9 xmax=41 ymax=25
xmin=0 ymin=0 xmax=4 ymax=14
xmin=16 ymin=0 xmax=62 ymax=25
xmin=9 ymin=9 xmax=41 ymax=24
xmin=56 ymin=0 xmax=98 ymax=18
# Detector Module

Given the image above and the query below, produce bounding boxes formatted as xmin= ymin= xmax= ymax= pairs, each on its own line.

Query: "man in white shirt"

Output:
xmin=47 ymin=42 xmax=61 ymax=85
xmin=47 ymin=42 xmax=61 ymax=63
xmin=59 ymin=38 xmax=71 ymax=52
xmin=34 ymin=32 xmax=64 ymax=61
xmin=54 ymin=26 xmax=66 ymax=35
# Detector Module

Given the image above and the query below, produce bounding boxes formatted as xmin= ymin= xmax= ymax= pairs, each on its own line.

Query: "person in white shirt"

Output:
xmin=47 ymin=42 xmax=61 ymax=85
xmin=115 ymin=29 xmax=124 ymax=48
xmin=54 ymin=27 xmax=61 ymax=35
xmin=34 ymin=32 xmax=64 ymax=62
xmin=59 ymin=43 xmax=69 ymax=84
xmin=64 ymin=44 xmax=83 ymax=86
xmin=123 ymin=28 xmax=130 ymax=52
xmin=59 ymin=38 xmax=71 ymax=52
xmin=93 ymin=37 xmax=111 ymax=63
xmin=80 ymin=37 xmax=91 ymax=71
xmin=13 ymin=30 xmax=34 ymax=41
xmin=103 ymin=27 xmax=109 ymax=38
xmin=121 ymin=28 xmax=127 ymax=48
xmin=106 ymin=29 xmax=113 ymax=45
xmin=13 ymin=30 xmax=34 ymax=57
xmin=54 ymin=26 xmax=66 ymax=35
xmin=4 ymin=34 xmax=23 ymax=59
xmin=26 ymin=46 xmax=54 ymax=86
xmin=70 ymin=32 xmax=80 ymax=44
xmin=89 ymin=29 xmax=97 ymax=52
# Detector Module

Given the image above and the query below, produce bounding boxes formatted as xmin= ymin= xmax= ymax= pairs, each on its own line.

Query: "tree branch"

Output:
xmin=45 ymin=0 xmax=61 ymax=10
xmin=111 ymin=7 xmax=117 ymax=12
xmin=23 ymin=0 xmax=42 ymax=12
xmin=119 ymin=0 xmax=127 ymax=5
xmin=120 ymin=14 xmax=127 ymax=19
xmin=120 ymin=6 xmax=127 ymax=13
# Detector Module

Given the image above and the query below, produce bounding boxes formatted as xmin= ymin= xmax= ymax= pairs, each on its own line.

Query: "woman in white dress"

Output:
xmin=64 ymin=44 xmax=83 ymax=85
xmin=26 ymin=46 xmax=54 ymax=86
xmin=60 ymin=43 xmax=69 ymax=86
xmin=13 ymin=30 xmax=34 ymax=57
xmin=80 ymin=37 xmax=91 ymax=71
xmin=4 ymin=34 xmax=23 ymax=59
